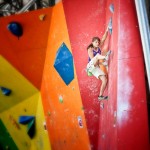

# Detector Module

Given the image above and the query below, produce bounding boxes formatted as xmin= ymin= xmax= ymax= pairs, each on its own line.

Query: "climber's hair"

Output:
xmin=87 ymin=37 xmax=100 ymax=50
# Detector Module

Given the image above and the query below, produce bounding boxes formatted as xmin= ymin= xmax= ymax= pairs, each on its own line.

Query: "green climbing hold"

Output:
xmin=59 ymin=96 xmax=63 ymax=103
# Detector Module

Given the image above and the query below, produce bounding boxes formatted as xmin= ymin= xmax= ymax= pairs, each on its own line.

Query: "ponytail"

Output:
xmin=87 ymin=43 xmax=93 ymax=50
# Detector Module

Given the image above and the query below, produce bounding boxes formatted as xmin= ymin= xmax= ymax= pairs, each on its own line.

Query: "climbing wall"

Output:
xmin=0 ymin=8 xmax=52 ymax=90
xmin=62 ymin=0 xmax=108 ymax=149
xmin=40 ymin=2 xmax=90 ymax=150
xmin=63 ymin=0 xmax=149 ymax=150
xmin=115 ymin=1 xmax=149 ymax=149
xmin=98 ymin=0 xmax=149 ymax=149
xmin=0 ymin=0 xmax=150 ymax=150
xmin=0 ymin=7 xmax=52 ymax=150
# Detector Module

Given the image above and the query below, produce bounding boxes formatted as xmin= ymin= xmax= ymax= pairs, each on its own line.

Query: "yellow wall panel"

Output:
xmin=0 ymin=56 xmax=38 ymax=112
xmin=0 ymin=92 xmax=51 ymax=150
xmin=30 ymin=94 xmax=51 ymax=150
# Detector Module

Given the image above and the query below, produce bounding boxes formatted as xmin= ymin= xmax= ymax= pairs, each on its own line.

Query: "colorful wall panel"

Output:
xmin=0 ymin=0 xmax=149 ymax=150
xmin=0 ymin=93 xmax=51 ymax=150
xmin=0 ymin=56 xmax=51 ymax=149
xmin=41 ymin=2 xmax=90 ymax=150
xmin=0 ymin=56 xmax=38 ymax=112
xmin=0 ymin=6 xmax=52 ymax=150
xmin=0 ymin=8 xmax=52 ymax=89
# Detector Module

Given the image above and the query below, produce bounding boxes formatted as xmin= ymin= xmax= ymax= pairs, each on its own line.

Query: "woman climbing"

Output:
xmin=86 ymin=27 xmax=111 ymax=100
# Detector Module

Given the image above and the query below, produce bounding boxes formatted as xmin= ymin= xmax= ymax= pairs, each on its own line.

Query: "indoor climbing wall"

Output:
xmin=0 ymin=0 xmax=150 ymax=150
xmin=63 ymin=0 xmax=109 ymax=149
xmin=0 ymin=7 xmax=52 ymax=150
xmin=113 ymin=1 xmax=149 ymax=149
xmin=40 ymin=2 xmax=90 ymax=150
xmin=63 ymin=0 xmax=149 ymax=150
xmin=0 ymin=7 xmax=53 ymax=90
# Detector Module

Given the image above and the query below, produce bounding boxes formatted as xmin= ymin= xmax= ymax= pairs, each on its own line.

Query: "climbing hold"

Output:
xmin=54 ymin=43 xmax=74 ymax=85
xmin=43 ymin=121 xmax=47 ymax=130
xmin=9 ymin=115 xmax=20 ymax=129
xmin=10 ymin=116 xmax=20 ymax=129
xmin=109 ymin=3 xmax=114 ymax=13
xmin=59 ymin=95 xmax=63 ymax=103
xmin=19 ymin=116 xmax=35 ymax=124
xmin=77 ymin=116 xmax=83 ymax=128
xmin=108 ymin=17 xmax=113 ymax=34
xmin=19 ymin=116 xmax=36 ymax=138
xmin=81 ymin=106 xmax=84 ymax=110
xmin=0 ymin=87 xmax=11 ymax=96
xmin=48 ymin=111 xmax=51 ymax=116
xmin=39 ymin=14 xmax=46 ymax=21
xmin=7 ymin=22 xmax=23 ymax=38
xmin=27 ymin=119 xmax=35 ymax=138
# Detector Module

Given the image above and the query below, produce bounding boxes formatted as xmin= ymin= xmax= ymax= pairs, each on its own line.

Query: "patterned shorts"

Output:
xmin=87 ymin=58 xmax=105 ymax=79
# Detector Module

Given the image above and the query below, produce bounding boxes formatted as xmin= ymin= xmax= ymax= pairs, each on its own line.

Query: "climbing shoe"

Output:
xmin=98 ymin=95 xmax=108 ymax=100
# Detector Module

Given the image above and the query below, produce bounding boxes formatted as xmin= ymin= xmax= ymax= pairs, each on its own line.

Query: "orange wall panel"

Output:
xmin=0 ymin=8 xmax=52 ymax=89
xmin=41 ymin=2 xmax=90 ymax=150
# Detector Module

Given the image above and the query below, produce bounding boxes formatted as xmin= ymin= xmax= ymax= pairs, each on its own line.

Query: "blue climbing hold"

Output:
xmin=0 ymin=87 xmax=11 ymax=96
xmin=109 ymin=4 xmax=114 ymax=13
xmin=54 ymin=43 xmax=74 ymax=85
xmin=18 ymin=116 xmax=35 ymax=138
xmin=19 ymin=116 xmax=35 ymax=124
xmin=7 ymin=22 xmax=23 ymax=38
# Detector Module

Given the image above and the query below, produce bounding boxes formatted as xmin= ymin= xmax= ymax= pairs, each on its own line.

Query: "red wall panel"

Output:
xmin=63 ymin=0 xmax=149 ymax=150
xmin=63 ymin=0 xmax=107 ymax=149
